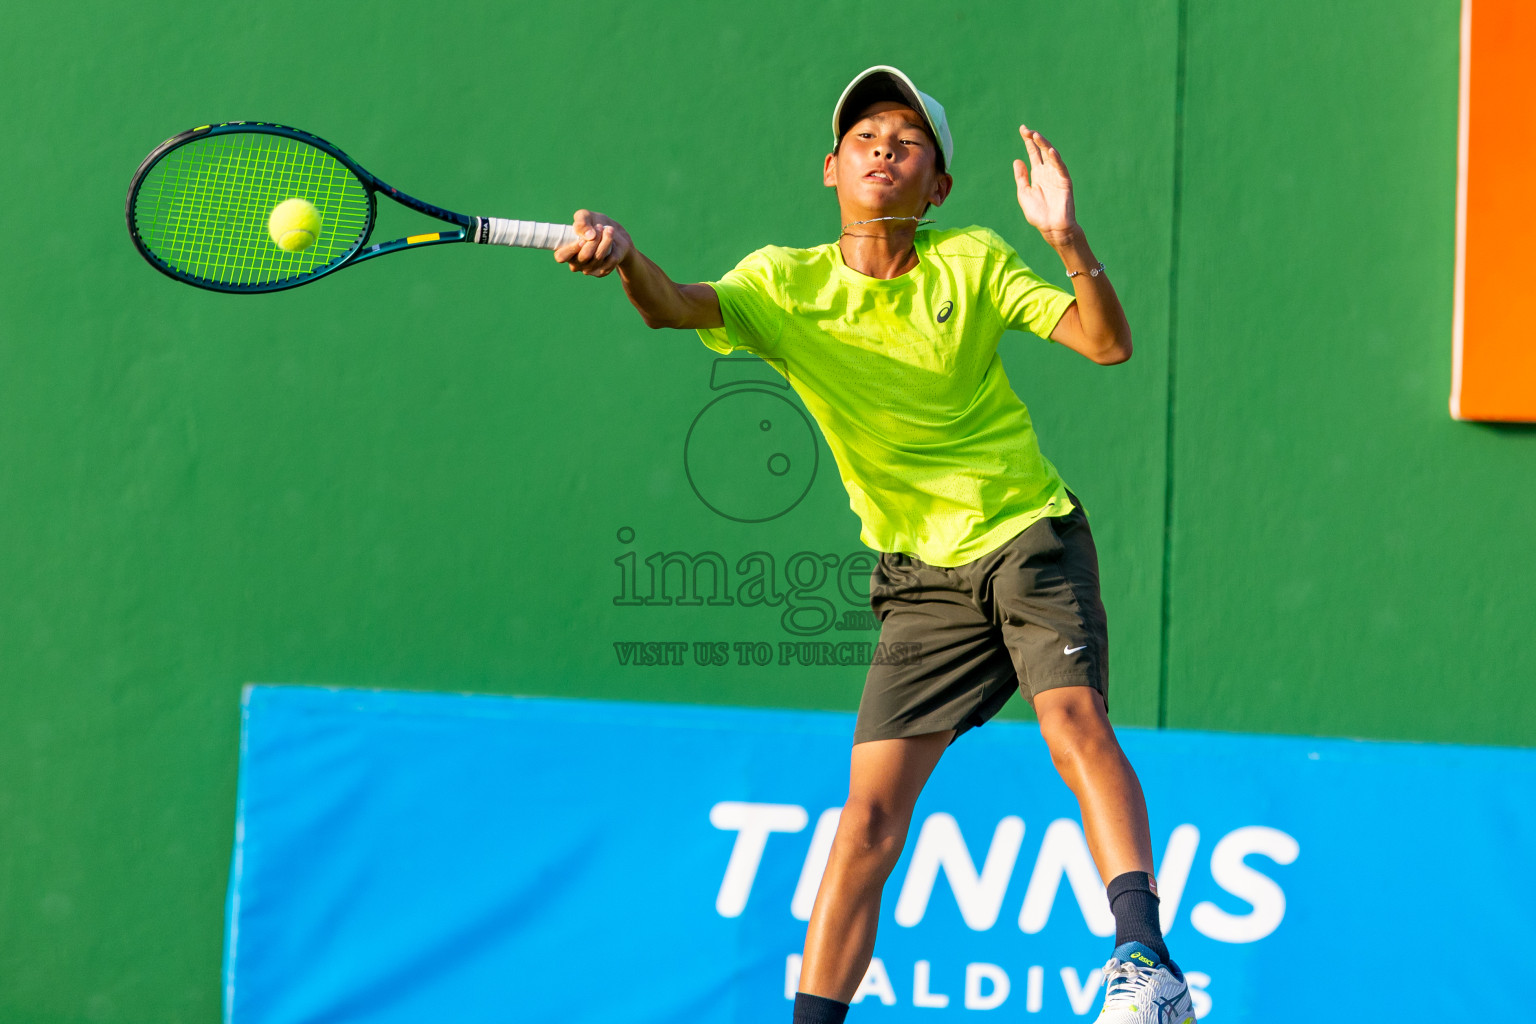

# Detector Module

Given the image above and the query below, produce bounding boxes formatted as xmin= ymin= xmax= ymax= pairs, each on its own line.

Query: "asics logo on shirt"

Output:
xmin=936 ymin=300 xmax=953 ymax=323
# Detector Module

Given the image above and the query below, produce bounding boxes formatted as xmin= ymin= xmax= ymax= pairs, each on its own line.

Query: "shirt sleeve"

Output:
xmin=989 ymin=236 xmax=1076 ymax=340
xmin=696 ymin=248 xmax=784 ymax=355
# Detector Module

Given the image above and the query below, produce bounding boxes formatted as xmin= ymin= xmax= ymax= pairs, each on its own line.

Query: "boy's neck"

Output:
xmin=837 ymin=219 xmax=923 ymax=280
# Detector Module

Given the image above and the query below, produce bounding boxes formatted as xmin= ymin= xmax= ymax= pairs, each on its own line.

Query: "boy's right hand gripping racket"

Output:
xmin=125 ymin=121 xmax=578 ymax=294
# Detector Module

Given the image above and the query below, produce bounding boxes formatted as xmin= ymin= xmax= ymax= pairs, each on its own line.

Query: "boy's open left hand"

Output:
xmin=1013 ymin=126 xmax=1079 ymax=248
xmin=554 ymin=209 xmax=633 ymax=277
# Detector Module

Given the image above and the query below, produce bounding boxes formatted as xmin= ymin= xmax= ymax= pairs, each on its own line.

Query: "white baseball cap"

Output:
xmin=832 ymin=65 xmax=953 ymax=172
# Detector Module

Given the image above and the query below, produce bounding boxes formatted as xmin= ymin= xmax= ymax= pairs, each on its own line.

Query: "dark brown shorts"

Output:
xmin=853 ymin=499 xmax=1109 ymax=745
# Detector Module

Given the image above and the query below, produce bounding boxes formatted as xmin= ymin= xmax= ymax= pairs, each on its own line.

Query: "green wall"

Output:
xmin=1 ymin=1 xmax=1528 ymax=1020
xmin=1167 ymin=0 xmax=1534 ymax=742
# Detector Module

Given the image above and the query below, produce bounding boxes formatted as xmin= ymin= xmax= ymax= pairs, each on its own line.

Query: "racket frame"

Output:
xmin=126 ymin=121 xmax=480 ymax=294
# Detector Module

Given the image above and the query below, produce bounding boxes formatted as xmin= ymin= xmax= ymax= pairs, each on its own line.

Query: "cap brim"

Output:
xmin=832 ymin=66 xmax=948 ymax=171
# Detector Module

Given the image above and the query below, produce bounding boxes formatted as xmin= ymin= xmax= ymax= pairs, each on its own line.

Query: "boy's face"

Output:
xmin=824 ymin=100 xmax=952 ymax=219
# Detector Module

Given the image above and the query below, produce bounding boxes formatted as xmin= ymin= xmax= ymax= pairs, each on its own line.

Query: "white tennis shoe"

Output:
xmin=1096 ymin=942 xmax=1194 ymax=1023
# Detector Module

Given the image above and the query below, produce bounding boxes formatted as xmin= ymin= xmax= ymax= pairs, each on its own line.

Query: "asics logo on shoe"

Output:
xmin=1064 ymin=644 xmax=1088 ymax=655
xmin=1098 ymin=953 xmax=1190 ymax=1023
xmin=1153 ymin=992 xmax=1193 ymax=1023
xmin=1129 ymin=951 xmax=1156 ymax=967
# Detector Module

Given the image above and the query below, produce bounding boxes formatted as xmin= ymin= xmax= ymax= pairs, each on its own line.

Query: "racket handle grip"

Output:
xmin=470 ymin=217 xmax=577 ymax=250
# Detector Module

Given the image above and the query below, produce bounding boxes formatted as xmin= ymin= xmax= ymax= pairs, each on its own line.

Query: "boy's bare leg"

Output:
xmin=1034 ymin=686 xmax=1194 ymax=1023
xmin=1033 ymin=686 xmax=1154 ymax=881
xmin=798 ymin=730 xmax=953 ymax=1001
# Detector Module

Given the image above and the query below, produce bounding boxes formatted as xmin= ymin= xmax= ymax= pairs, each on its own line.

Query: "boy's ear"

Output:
xmin=929 ymin=172 xmax=953 ymax=208
xmin=823 ymin=152 xmax=838 ymax=188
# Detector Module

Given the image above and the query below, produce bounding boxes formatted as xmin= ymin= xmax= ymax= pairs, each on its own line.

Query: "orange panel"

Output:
xmin=1452 ymin=0 xmax=1536 ymax=421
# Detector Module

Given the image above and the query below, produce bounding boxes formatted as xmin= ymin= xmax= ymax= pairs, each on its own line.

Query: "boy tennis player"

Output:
xmin=555 ymin=66 xmax=1192 ymax=1024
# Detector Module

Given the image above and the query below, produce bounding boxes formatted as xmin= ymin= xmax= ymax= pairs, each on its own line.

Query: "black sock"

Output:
xmin=792 ymin=992 xmax=849 ymax=1024
xmin=1106 ymin=870 xmax=1173 ymax=966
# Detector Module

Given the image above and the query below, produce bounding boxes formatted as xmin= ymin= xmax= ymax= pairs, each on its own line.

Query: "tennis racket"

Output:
xmin=125 ymin=121 xmax=577 ymax=294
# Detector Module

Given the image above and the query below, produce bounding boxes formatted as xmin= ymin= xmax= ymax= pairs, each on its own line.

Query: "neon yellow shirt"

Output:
xmin=698 ymin=225 xmax=1077 ymax=567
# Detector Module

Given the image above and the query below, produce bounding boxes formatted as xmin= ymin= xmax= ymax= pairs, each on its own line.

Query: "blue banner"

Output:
xmin=225 ymin=686 xmax=1535 ymax=1023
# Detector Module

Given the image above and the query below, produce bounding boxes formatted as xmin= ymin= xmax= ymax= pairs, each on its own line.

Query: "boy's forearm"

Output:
xmin=553 ymin=210 xmax=721 ymax=330
xmin=1050 ymin=227 xmax=1132 ymax=363
xmin=617 ymin=248 xmax=720 ymax=330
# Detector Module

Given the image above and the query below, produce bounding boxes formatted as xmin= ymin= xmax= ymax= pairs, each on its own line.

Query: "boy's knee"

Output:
xmin=835 ymin=797 xmax=910 ymax=865
xmin=1037 ymin=687 xmax=1116 ymax=762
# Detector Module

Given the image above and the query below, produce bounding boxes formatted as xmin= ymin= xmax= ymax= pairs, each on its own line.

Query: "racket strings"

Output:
xmin=133 ymin=133 xmax=371 ymax=287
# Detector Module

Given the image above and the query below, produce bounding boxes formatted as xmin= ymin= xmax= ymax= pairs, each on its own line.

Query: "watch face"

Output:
xmin=685 ymin=387 xmax=819 ymax=523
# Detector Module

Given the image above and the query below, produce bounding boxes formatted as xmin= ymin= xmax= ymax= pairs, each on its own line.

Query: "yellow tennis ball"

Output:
xmin=267 ymin=198 xmax=321 ymax=252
